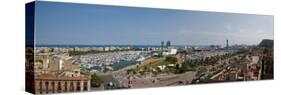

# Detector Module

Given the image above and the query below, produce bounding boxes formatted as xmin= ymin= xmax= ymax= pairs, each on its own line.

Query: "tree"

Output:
xmin=91 ymin=74 xmax=104 ymax=87
xmin=175 ymin=61 xmax=196 ymax=74
xmin=127 ymin=69 xmax=137 ymax=74
xmin=165 ymin=56 xmax=177 ymax=64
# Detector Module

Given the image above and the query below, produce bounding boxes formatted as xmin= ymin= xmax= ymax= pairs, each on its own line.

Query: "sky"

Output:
xmin=35 ymin=1 xmax=274 ymax=46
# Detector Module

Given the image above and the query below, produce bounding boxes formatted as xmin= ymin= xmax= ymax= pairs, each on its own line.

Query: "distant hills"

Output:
xmin=258 ymin=39 xmax=273 ymax=48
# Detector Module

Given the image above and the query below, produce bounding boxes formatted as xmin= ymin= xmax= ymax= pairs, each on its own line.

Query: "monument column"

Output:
xmin=48 ymin=81 xmax=52 ymax=93
xmin=54 ymin=81 xmax=58 ymax=93
xmin=66 ymin=81 xmax=71 ymax=92
xmin=80 ymin=80 xmax=84 ymax=91
xmin=41 ymin=80 xmax=46 ymax=94
xmin=87 ymin=80 xmax=91 ymax=91
xmin=73 ymin=81 xmax=77 ymax=92
xmin=61 ymin=81 xmax=65 ymax=92
xmin=35 ymin=80 xmax=40 ymax=94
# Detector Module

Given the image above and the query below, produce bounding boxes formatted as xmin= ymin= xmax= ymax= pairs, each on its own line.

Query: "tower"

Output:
xmin=226 ymin=39 xmax=229 ymax=50
xmin=161 ymin=41 xmax=164 ymax=51
xmin=166 ymin=40 xmax=171 ymax=48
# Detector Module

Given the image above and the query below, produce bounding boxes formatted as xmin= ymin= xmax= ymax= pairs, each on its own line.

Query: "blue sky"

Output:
xmin=35 ymin=1 xmax=273 ymax=45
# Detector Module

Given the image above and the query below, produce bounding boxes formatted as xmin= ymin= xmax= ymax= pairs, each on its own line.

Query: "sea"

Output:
xmin=36 ymin=44 xmax=210 ymax=49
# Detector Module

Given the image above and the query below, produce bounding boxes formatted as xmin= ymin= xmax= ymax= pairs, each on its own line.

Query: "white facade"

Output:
xmin=59 ymin=59 xmax=64 ymax=71
xmin=162 ymin=48 xmax=177 ymax=56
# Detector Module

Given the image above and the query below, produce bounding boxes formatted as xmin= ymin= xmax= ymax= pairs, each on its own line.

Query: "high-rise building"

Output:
xmin=166 ymin=40 xmax=171 ymax=48
xmin=161 ymin=41 xmax=164 ymax=51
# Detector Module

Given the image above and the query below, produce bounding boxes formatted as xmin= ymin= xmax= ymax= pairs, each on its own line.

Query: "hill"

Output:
xmin=258 ymin=39 xmax=273 ymax=48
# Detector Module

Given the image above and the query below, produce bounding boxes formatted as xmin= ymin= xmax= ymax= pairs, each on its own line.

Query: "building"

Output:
xmin=34 ymin=53 xmax=91 ymax=94
xmin=166 ymin=40 xmax=171 ymax=48
xmin=35 ymin=74 xmax=90 ymax=94
xmin=162 ymin=48 xmax=177 ymax=56
xmin=261 ymin=48 xmax=273 ymax=79
xmin=226 ymin=39 xmax=229 ymax=50
xmin=161 ymin=41 xmax=164 ymax=52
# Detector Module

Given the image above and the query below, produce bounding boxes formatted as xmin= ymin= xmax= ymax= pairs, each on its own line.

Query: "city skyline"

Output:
xmin=35 ymin=1 xmax=273 ymax=45
xmin=26 ymin=1 xmax=274 ymax=94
